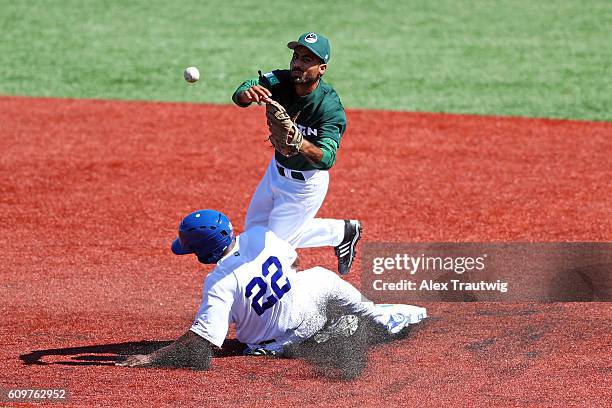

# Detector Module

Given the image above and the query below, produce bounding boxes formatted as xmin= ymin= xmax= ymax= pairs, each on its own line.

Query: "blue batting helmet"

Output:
xmin=171 ymin=209 xmax=234 ymax=264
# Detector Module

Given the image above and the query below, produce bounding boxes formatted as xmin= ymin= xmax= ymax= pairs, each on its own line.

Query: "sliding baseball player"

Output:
xmin=117 ymin=209 xmax=427 ymax=370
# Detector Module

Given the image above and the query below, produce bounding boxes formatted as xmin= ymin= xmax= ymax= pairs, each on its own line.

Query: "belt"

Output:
xmin=276 ymin=164 xmax=305 ymax=181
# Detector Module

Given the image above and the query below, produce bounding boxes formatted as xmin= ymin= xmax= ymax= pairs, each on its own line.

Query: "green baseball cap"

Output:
xmin=287 ymin=32 xmax=331 ymax=63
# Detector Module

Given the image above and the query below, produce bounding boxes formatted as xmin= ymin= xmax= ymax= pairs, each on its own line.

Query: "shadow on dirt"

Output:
xmin=20 ymin=339 xmax=245 ymax=366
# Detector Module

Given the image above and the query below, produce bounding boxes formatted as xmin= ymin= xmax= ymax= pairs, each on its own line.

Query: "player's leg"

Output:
xmin=286 ymin=267 xmax=425 ymax=378
xmin=295 ymin=218 xmax=345 ymax=248
xmin=244 ymin=160 xmax=275 ymax=230
xmin=299 ymin=218 xmax=362 ymax=275
xmin=291 ymin=266 xmax=377 ymax=321
xmin=267 ymin=167 xmax=334 ymax=246
xmin=317 ymin=267 xmax=428 ymax=336
xmin=268 ymin=164 xmax=362 ymax=274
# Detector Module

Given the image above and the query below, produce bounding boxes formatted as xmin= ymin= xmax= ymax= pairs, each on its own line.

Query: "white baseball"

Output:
xmin=184 ymin=66 xmax=200 ymax=83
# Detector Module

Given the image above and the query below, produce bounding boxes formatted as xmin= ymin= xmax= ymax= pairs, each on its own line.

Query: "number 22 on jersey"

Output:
xmin=245 ymin=256 xmax=292 ymax=316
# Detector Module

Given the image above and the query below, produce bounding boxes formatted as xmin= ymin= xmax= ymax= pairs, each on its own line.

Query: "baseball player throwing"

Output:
xmin=233 ymin=32 xmax=360 ymax=275
xmin=117 ymin=210 xmax=427 ymax=370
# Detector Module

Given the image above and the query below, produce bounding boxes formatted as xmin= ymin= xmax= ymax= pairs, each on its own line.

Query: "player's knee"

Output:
xmin=269 ymin=227 xmax=302 ymax=248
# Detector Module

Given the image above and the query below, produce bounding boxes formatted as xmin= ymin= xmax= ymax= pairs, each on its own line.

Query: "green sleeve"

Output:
xmin=310 ymin=113 xmax=345 ymax=169
xmin=312 ymin=137 xmax=339 ymax=170
xmin=232 ymin=77 xmax=265 ymax=107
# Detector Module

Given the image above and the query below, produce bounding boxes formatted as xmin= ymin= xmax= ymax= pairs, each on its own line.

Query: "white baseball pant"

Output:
xmin=245 ymin=158 xmax=346 ymax=248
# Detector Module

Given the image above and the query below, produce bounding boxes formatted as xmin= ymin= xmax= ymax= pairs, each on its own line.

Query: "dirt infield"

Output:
xmin=1 ymin=96 xmax=610 ymax=407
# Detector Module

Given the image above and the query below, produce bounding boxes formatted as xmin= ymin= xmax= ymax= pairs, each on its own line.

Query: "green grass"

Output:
xmin=1 ymin=0 xmax=610 ymax=120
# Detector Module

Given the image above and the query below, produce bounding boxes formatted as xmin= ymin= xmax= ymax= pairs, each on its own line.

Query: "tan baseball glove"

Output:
xmin=266 ymin=100 xmax=304 ymax=157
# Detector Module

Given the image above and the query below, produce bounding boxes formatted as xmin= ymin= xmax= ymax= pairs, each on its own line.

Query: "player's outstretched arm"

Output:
xmin=116 ymin=331 xmax=212 ymax=370
xmin=237 ymin=85 xmax=273 ymax=105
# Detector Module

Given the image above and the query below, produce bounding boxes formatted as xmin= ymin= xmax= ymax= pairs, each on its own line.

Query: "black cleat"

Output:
xmin=334 ymin=220 xmax=363 ymax=275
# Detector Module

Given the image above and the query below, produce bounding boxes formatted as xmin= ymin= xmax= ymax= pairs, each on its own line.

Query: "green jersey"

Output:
xmin=232 ymin=70 xmax=347 ymax=171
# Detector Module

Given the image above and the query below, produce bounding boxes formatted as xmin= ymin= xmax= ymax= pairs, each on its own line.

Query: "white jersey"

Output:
xmin=189 ymin=226 xmax=300 ymax=348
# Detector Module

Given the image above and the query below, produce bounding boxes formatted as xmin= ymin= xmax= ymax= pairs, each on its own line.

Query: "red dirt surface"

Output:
xmin=1 ymin=96 xmax=610 ymax=407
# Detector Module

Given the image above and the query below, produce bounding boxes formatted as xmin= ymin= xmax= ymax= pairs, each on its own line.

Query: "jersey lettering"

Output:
xmin=245 ymin=256 xmax=292 ymax=316
xmin=297 ymin=124 xmax=317 ymax=137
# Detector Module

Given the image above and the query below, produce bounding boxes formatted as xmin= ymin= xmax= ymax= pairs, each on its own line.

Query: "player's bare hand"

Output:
xmin=116 ymin=354 xmax=154 ymax=367
xmin=239 ymin=86 xmax=273 ymax=105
